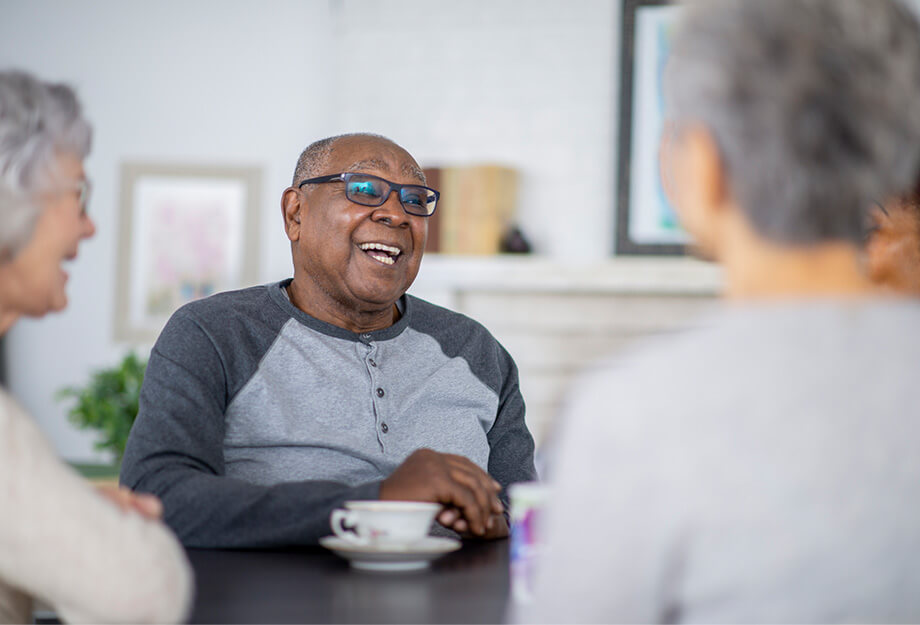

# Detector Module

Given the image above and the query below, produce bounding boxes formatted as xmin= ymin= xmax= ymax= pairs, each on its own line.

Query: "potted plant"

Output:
xmin=57 ymin=352 xmax=147 ymax=465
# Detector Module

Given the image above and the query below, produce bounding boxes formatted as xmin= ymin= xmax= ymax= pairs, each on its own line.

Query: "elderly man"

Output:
xmin=121 ymin=133 xmax=536 ymax=546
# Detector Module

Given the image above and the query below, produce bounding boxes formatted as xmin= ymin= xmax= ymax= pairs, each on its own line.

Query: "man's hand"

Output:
xmin=95 ymin=483 xmax=163 ymax=520
xmin=380 ymin=449 xmax=504 ymax=537
xmin=437 ymin=507 xmax=509 ymax=539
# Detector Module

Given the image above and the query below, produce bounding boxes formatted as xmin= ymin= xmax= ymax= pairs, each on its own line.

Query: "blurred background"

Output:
xmin=1 ymin=0 xmax=727 ymax=465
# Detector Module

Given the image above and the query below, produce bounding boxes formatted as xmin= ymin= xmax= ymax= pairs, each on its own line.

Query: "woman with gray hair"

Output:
xmin=0 ymin=71 xmax=192 ymax=623
xmin=520 ymin=0 xmax=920 ymax=622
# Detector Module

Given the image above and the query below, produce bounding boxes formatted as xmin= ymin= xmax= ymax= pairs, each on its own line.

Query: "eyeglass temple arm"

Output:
xmin=297 ymin=174 xmax=344 ymax=188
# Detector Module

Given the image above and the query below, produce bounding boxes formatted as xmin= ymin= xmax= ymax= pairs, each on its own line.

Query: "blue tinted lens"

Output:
xmin=401 ymin=189 xmax=425 ymax=206
xmin=346 ymin=177 xmax=385 ymax=204
xmin=400 ymin=187 xmax=435 ymax=214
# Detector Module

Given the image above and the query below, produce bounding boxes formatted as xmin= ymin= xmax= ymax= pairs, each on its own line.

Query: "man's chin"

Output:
xmin=351 ymin=277 xmax=415 ymax=308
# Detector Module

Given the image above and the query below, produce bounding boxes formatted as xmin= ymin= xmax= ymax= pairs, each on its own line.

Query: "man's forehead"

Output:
xmin=326 ymin=137 xmax=425 ymax=182
xmin=343 ymin=158 xmax=424 ymax=182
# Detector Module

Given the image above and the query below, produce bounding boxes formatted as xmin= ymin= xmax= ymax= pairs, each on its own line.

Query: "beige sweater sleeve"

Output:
xmin=0 ymin=389 xmax=193 ymax=624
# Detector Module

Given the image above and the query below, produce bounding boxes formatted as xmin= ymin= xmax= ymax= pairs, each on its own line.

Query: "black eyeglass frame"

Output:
xmin=297 ymin=172 xmax=440 ymax=217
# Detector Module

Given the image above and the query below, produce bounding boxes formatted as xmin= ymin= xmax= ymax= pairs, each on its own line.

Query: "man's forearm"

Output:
xmin=135 ymin=467 xmax=381 ymax=548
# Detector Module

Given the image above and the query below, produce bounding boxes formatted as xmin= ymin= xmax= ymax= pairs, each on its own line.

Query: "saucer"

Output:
xmin=319 ymin=536 xmax=461 ymax=572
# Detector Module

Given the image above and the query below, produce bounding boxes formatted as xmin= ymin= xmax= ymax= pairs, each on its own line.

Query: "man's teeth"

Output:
xmin=368 ymin=253 xmax=395 ymax=265
xmin=359 ymin=243 xmax=401 ymax=265
xmin=359 ymin=243 xmax=401 ymax=255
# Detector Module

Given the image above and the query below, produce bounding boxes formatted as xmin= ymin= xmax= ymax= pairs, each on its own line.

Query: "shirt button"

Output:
xmin=362 ymin=333 xmax=372 ymax=340
xmin=369 ymin=358 xmax=377 ymax=367
xmin=376 ymin=387 xmax=385 ymax=398
xmin=381 ymin=422 xmax=389 ymax=434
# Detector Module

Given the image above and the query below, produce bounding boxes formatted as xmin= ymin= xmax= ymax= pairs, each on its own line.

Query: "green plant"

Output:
xmin=57 ymin=352 xmax=147 ymax=462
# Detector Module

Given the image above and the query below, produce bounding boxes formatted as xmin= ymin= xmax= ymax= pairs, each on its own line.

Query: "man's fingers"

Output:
xmin=446 ymin=462 xmax=503 ymax=513
xmin=441 ymin=455 xmax=505 ymax=525
xmin=444 ymin=455 xmax=501 ymax=488
xmin=444 ymin=457 xmax=502 ymax=499
xmin=382 ymin=449 xmax=505 ymax=536
xmin=447 ymin=466 xmax=500 ymax=520
xmin=438 ymin=480 xmax=489 ymax=535
xmin=491 ymin=496 xmax=504 ymax=515
xmin=438 ymin=508 xmax=459 ymax=526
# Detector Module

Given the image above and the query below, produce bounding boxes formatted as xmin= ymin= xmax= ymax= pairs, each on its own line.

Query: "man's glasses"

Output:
xmin=298 ymin=172 xmax=439 ymax=217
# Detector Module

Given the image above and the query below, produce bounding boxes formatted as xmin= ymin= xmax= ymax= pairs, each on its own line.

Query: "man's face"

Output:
xmin=866 ymin=198 xmax=920 ymax=295
xmin=286 ymin=136 xmax=429 ymax=315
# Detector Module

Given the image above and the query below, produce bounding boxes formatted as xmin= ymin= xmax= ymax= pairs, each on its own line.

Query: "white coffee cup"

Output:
xmin=330 ymin=500 xmax=442 ymax=547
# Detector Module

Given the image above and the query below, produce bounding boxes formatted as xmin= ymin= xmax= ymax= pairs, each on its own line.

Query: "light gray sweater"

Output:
xmin=520 ymin=299 xmax=920 ymax=623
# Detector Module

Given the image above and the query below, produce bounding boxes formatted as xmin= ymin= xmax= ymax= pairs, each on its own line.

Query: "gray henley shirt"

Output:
xmin=121 ymin=279 xmax=536 ymax=548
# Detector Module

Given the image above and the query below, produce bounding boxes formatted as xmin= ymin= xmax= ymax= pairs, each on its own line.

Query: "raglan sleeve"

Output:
xmin=486 ymin=341 xmax=538 ymax=512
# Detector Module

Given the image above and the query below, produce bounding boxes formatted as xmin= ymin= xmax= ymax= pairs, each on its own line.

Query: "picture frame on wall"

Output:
xmin=615 ymin=0 xmax=688 ymax=255
xmin=114 ymin=163 xmax=261 ymax=342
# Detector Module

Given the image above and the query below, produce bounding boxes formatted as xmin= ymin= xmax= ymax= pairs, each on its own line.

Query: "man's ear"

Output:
xmin=281 ymin=187 xmax=303 ymax=242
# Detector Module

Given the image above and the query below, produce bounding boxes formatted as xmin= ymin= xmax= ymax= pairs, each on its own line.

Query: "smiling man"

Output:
xmin=120 ymin=133 xmax=536 ymax=547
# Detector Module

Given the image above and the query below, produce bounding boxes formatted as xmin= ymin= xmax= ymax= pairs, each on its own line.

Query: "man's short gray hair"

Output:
xmin=664 ymin=0 xmax=920 ymax=245
xmin=291 ymin=132 xmax=425 ymax=186
xmin=0 ymin=70 xmax=91 ymax=259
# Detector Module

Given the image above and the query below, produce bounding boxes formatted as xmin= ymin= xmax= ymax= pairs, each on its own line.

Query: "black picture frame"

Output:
xmin=615 ymin=0 xmax=686 ymax=255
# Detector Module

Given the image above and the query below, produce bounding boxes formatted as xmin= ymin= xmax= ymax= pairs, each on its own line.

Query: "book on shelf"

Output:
xmin=422 ymin=164 xmax=519 ymax=255
xmin=422 ymin=166 xmax=441 ymax=253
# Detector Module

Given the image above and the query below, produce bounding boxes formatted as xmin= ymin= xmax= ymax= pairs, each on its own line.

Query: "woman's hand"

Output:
xmin=95 ymin=483 xmax=163 ymax=520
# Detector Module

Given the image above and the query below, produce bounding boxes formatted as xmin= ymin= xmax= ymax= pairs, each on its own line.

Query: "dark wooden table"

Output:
xmin=187 ymin=538 xmax=512 ymax=623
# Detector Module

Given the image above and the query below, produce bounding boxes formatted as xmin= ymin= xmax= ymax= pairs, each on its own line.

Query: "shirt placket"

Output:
xmin=359 ymin=336 xmax=389 ymax=451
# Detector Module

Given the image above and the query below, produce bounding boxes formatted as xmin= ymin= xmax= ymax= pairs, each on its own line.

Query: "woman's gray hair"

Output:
xmin=0 ymin=70 xmax=91 ymax=259
xmin=664 ymin=0 xmax=920 ymax=245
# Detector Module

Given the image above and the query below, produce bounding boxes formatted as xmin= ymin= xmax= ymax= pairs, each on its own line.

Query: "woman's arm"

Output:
xmin=0 ymin=390 xmax=193 ymax=624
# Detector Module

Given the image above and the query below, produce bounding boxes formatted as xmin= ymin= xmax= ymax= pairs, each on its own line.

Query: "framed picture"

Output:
xmin=114 ymin=163 xmax=261 ymax=342
xmin=615 ymin=0 xmax=688 ymax=255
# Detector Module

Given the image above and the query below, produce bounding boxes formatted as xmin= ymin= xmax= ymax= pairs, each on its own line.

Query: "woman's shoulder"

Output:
xmin=0 ymin=387 xmax=57 ymax=459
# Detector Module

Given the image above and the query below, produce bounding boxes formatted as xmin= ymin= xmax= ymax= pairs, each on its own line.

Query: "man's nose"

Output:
xmin=371 ymin=190 xmax=410 ymax=226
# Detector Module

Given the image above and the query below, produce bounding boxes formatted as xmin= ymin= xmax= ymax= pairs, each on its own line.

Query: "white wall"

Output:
xmin=1 ymin=0 xmax=333 ymax=460
xmin=0 ymin=0 xmax=618 ymax=461
xmin=328 ymin=0 xmax=617 ymax=257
